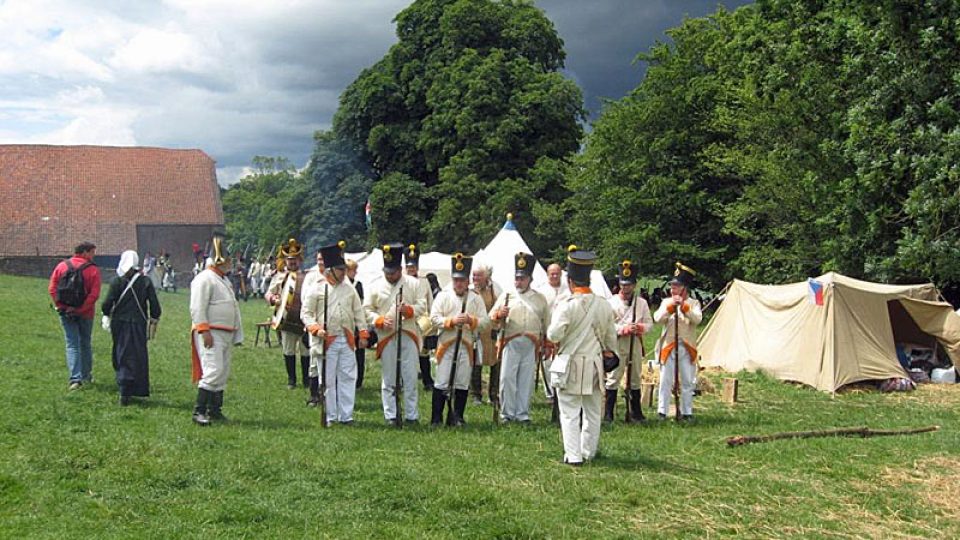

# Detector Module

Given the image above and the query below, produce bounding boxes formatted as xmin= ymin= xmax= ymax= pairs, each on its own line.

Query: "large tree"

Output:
xmin=334 ymin=0 xmax=584 ymax=252
xmin=221 ymin=156 xmax=302 ymax=257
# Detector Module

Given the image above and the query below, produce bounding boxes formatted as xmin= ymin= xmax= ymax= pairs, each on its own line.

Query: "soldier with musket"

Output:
xmin=265 ymin=238 xmax=310 ymax=390
xmin=546 ymin=246 xmax=618 ymax=465
xmin=404 ymin=243 xmax=436 ymax=391
xmin=364 ymin=243 xmax=428 ymax=424
xmin=489 ymin=252 xmax=550 ymax=423
xmin=189 ymin=231 xmax=243 ymax=425
xmin=429 ymin=253 xmax=490 ymax=426
xmin=604 ymin=259 xmax=653 ymax=423
xmin=653 ymin=262 xmax=702 ymax=421
xmin=301 ymin=241 xmax=369 ymax=426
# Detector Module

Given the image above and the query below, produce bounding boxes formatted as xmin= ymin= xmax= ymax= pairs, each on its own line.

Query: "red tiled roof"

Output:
xmin=0 ymin=144 xmax=223 ymax=256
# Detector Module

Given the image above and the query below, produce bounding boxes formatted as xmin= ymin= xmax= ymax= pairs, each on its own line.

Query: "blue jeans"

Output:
xmin=60 ymin=313 xmax=93 ymax=383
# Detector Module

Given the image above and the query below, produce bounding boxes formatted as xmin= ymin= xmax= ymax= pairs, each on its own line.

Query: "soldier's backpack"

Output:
xmin=56 ymin=260 xmax=94 ymax=308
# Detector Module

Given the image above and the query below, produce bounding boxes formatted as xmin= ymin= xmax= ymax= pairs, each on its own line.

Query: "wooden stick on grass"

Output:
xmin=726 ymin=425 xmax=940 ymax=447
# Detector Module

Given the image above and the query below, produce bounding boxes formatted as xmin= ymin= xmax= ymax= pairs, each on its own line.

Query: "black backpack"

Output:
xmin=56 ymin=260 xmax=94 ymax=308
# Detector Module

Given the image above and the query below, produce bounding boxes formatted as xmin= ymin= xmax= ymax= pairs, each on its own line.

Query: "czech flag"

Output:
xmin=807 ymin=278 xmax=824 ymax=306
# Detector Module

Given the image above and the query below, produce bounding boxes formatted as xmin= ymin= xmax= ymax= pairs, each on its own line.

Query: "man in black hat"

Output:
xmin=653 ymin=262 xmax=703 ymax=420
xmin=189 ymin=232 xmax=243 ymax=425
xmin=265 ymin=238 xmax=310 ymax=390
xmin=604 ymin=259 xmax=653 ymax=423
xmin=300 ymin=241 xmax=369 ymax=426
xmin=404 ymin=243 xmax=436 ymax=391
xmin=546 ymin=245 xmax=618 ymax=465
xmin=429 ymin=253 xmax=490 ymax=426
xmin=489 ymin=252 xmax=550 ymax=423
xmin=363 ymin=243 xmax=428 ymax=424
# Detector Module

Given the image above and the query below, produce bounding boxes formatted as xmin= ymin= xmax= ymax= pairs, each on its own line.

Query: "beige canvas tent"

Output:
xmin=698 ymin=272 xmax=960 ymax=392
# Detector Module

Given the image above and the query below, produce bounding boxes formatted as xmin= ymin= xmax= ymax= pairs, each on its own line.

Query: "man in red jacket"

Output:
xmin=48 ymin=241 xmax=102 ymax=389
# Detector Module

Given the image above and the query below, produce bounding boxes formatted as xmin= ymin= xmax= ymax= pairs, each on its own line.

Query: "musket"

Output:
xmin=394 ymin=285 xmax=404 ymax=429
xmin=320 ymin=283 xmax=329 ymax=428
xmin=493 ymin=293 xmax=510 ymax=425
xmin=625 ymin=292 xmax=637 ymax=423
xmin=673 ymin=296 xmax=681 ymax=422
xmin=445 ymin=293 xmax=470 ymax=426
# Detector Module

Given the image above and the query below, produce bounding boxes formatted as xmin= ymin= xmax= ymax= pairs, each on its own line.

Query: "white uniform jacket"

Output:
xmin=364 ymin=274 xmax=427 ymax=357
xmin=430 ymin=287 xmax=490 ymax=366
xmin=546 ymin=291 xmax=617 ymax=395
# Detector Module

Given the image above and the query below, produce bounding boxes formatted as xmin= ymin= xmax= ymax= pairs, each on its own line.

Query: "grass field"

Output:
xmin=0 ymin=272 xmax=957 ymax=538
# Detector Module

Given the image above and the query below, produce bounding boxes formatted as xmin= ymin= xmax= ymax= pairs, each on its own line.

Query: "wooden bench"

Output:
xmin=254 ymin=321 xmax=275 ymax=348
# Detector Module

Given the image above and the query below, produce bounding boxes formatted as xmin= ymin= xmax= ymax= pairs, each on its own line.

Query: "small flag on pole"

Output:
xmin=807 ymin=278 xmax=824 ymax=306
xmin=365 ymin=199 xmax=371 ymax=229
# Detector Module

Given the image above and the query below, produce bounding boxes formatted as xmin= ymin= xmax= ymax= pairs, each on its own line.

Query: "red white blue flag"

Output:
xmin=365 ymin=199 xmax=371 ymax=229
xmin=807 ymin=278 xmax=824 ymax=306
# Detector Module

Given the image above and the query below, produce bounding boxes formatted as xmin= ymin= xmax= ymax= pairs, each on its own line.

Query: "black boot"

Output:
xmin=430 ymin=389 xmax=446 ymax=426
xmin=299 ymin=356 xmax=310 ymax=388
xmin=420 ymin=356 xmax=434 ymax=390
xmin=209 ymin=391 xmax=228 ymax=422
xmin=283 ymin=355 xmax=297 ymax=389
xmin=604 ymin=389 xmax=617 ymax=423
xmin=307 ymin=376 xmax=320 ymax=407
xmin=630 ymin=389 xmax=646 ymax=423
xmin=355 ymin=347 xmax=365 ymax=389
xmin=192 ymin=388 xmax=211 ymax=425
xmin=451 ymin=389 xmax=468 ymax=426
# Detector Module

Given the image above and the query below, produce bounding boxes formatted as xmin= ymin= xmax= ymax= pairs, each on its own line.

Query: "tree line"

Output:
xmin=223 ymin=0 xmax=960 ymax=298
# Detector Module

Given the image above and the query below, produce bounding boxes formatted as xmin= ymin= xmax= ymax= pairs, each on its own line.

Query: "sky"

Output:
xmin=0 ymin=0 xmax=751 ymax=185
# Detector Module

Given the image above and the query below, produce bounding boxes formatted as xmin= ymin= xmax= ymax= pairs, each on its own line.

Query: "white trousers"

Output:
xmin=499 ymin=338 xmax=536 ymax=421
xmin=312 ymin=336 xmax=357 ymax=423
xmin=196 ymin=329 xmax=233 ymax=392
xmin=281 ymin=330 xmax=307 ymax=356
xmin=557 ymin=390 xmax=602 ymax=464
xmin=434 ymin=343 xmax=472 ymax=391
xmin=658 ymin=345 xmax=696 ymax=415
xmin=380 ymin=333 xmax=420 ymax=421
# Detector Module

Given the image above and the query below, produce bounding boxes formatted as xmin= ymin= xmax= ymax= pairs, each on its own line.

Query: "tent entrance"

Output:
xmin=887 ymin=300 xmax=949 ymax=372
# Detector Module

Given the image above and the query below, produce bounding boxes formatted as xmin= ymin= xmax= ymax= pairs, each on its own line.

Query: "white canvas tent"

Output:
xmin=344 ymin=249 xmax=452 ymax=290
xmin=698 ymin=272 xmax=960 ymax=392
xmin=476 ymin=216 xmax=611 ymax=298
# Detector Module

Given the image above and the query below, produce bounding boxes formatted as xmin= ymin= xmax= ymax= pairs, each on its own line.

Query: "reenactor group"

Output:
xmin=189 ymin=232 xmax=702 ymax=466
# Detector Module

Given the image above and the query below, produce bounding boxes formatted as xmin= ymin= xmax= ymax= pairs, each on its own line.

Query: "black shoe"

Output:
xmin=603 ymin=389 xmax=617 ymax=423
xmin=119 ymin=395 xmax=131 ymax=406
xmin=657 ymin=413 xmax=667 ymax=420
xmin=192 ymin=412 xmax=211 ymax=425
xmin=681 ymin=414 xmax=694 ymax=422
xmin=562 ymin=459 xmax=583 ymax=467
xmin=208 ymin=391 xmax=227 ymax=422
xmin=287 ymin=383 xmax=297 ymax=390
xmin=430 ymin=389 xmax=446 ymax=426
xmin=306 ymin=397 xmax=319 ymax=407
xmin=629 ymin=390 xmax=646 ymax=423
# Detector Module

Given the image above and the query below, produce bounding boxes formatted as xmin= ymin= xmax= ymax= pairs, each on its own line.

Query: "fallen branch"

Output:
xmin=726 ymin=425 xmax=940 ymax=447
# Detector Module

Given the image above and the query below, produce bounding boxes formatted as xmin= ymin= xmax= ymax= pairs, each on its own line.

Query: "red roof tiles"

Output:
xmin=0 ymin=144 xmax=223 ymax=256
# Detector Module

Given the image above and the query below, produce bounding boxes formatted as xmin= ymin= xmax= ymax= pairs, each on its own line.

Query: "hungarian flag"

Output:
xmin=807 ymin=278 xmax=824 ymax=306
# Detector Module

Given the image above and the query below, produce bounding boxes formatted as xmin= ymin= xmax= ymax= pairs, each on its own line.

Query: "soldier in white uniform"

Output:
xmin=653 ymin=262 xmax=702 ymax=421
xmin=604 ymin=259 xmax=653 ymax=423
xmin=489 ymin=252 xmax=550 ymax=423
xmin=537 ymin=263 xmax=568 ymax=401
xmin=364 ymin=242 xmax=428 ymax=425
xmin=189 ymin=232 xmax=243 ymax=426
xmin=265 ymin=238 xmax=310 ymax=390
xmin=429 ymin=253 xmax=490 ymax=426
xmin=302 ymin=250 xmax=325 ymax=406
xmin=404 ymin=243 xmax=436 ymax=391
xmin=546 ymin=246 xmax=617 ymax=466
xmin=301 ymin=241 xmax=369 ymax=426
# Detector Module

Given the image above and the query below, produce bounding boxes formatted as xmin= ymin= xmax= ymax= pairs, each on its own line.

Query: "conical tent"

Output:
xmin=473 ymin=216 xmax=548 ymax=290
xmin=475 ymin=216 xmax=611 ymax=298
xmin=698 ymin=272 xmax=960 ymax=392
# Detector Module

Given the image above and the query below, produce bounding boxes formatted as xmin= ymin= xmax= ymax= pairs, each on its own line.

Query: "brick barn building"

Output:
xmin=0 ymin=144 xmax=224 ymax=286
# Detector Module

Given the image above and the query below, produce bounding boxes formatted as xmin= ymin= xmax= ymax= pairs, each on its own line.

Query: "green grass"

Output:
xmin=1 ymin=273 xmax=957 ymax=538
